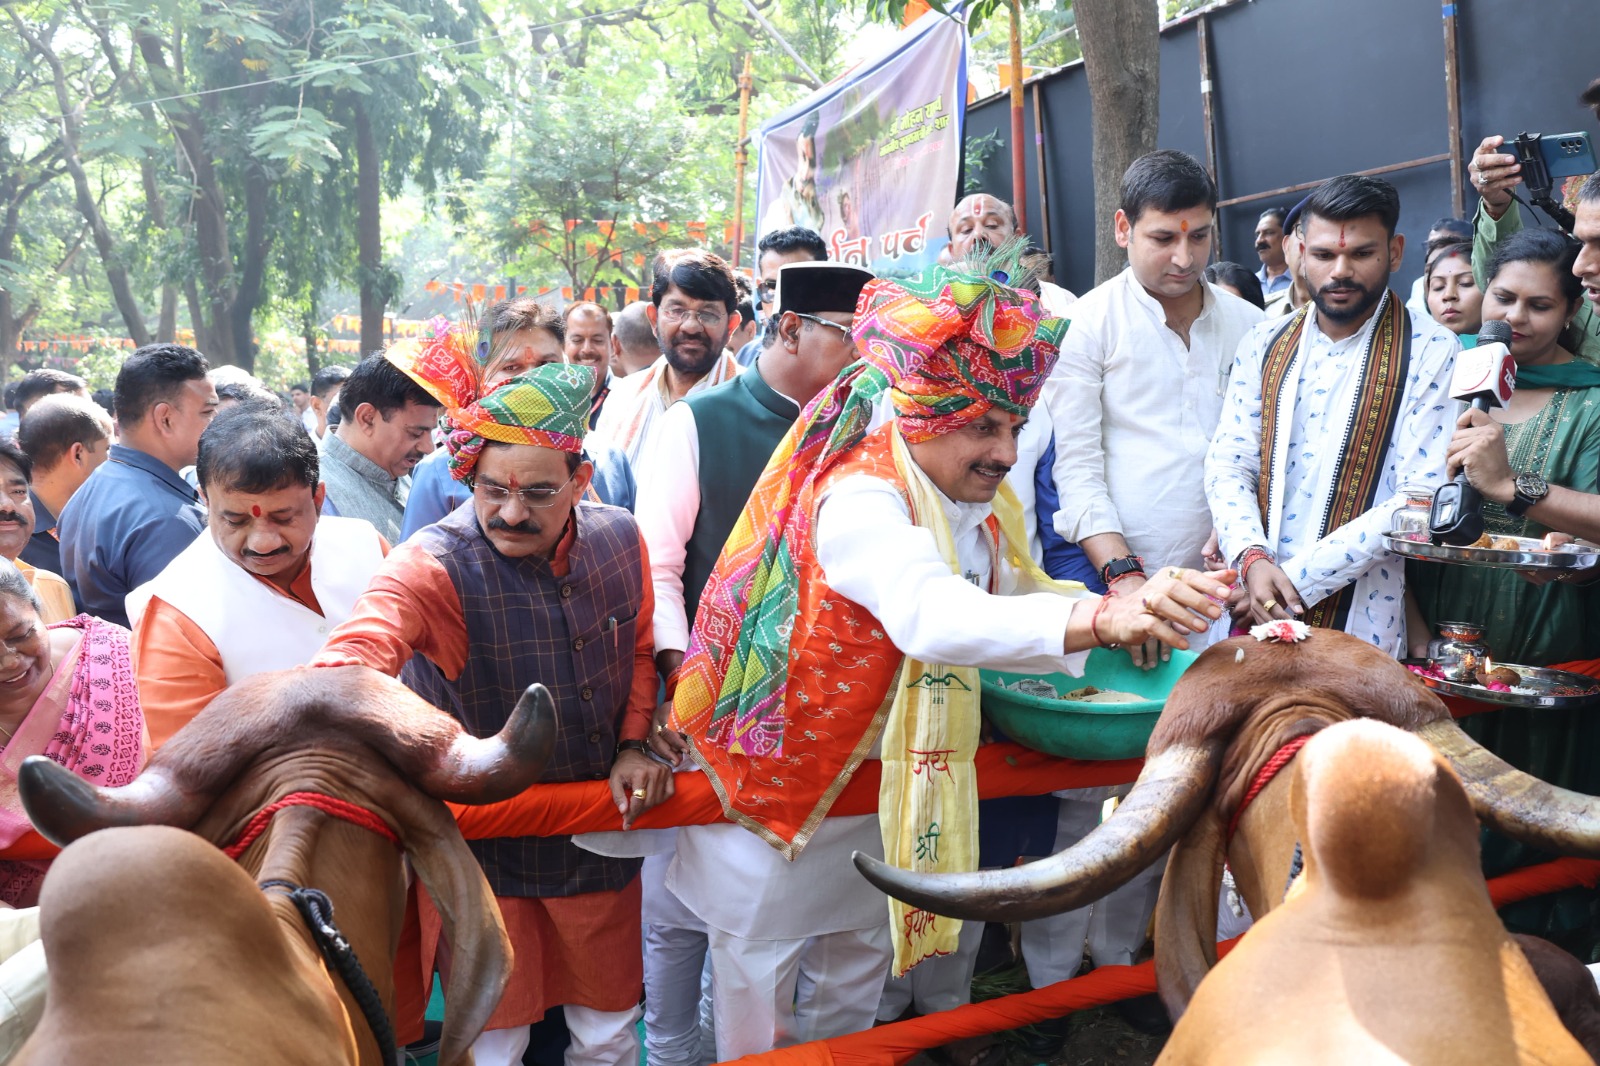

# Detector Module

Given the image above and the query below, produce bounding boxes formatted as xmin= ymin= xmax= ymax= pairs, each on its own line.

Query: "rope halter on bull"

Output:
xmin=224 ymin=791 xmax=404 ymax=1066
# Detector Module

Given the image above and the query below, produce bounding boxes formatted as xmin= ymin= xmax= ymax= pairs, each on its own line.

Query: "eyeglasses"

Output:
xmin=757 ymin=279 xmax=779 ymax=295
xmin=659 ymin=306 xmax=728 ymax=329
xmin=794 ymin=313 xmax=853 ymax=340
xmin=474 ymin=475 xmax=575 ymax=509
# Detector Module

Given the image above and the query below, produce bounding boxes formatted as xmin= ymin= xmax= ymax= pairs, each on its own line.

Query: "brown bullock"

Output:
xmin=857 ymin=632 xmax=1600 ymax=1030
xmin=1158 ymin=719 xmax=1588 ymax=1064
xmin=10 ymin=665 xmax=554 ymax=1066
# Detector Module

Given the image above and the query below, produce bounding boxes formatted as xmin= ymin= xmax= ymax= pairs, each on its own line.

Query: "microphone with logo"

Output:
xmin=1428 ymin=319 xmax=1516 ymax=545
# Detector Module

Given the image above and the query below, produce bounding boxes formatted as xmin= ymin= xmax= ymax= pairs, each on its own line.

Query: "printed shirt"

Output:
xmin=1205 ymin=304 xmax=1461 ymax=654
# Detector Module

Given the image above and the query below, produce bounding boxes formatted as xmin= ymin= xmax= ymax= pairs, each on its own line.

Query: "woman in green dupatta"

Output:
xmin=1410 ymin=229 xmax=1600 ymax=663
xmin=1408 ymin=227 xmax=1600 ymax=950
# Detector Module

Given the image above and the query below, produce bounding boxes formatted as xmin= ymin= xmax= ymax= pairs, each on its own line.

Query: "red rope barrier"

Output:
xmin=447 ymin=742 xmax=1143 ymax=840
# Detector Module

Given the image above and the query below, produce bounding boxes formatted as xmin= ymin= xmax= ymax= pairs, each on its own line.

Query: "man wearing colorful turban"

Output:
xmin=316 ymin=355 xmax=666 ymax=1066
xmin=398 ymin=303 xmax=637 ymax=542
xmin=657 ymin=246 xmax=1236 ymax=1058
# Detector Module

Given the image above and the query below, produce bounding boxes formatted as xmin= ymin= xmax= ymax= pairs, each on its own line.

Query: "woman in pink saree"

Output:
xmin=0 ymin=560 xmax=146 ymax=905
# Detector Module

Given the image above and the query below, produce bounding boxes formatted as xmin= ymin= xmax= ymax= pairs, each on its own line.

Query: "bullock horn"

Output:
xmin=1418 ymin=719 xmax=1600 ymax=856
xmin=406 ymin=683 xmax=558 ymax=804
xmin=19 ymin=758 xmax=206 ymax=846
xmin=853 ymin=741 xmax=1225 ymax=923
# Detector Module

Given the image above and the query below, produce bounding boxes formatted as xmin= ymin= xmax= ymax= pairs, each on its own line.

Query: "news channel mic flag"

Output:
xmin=754 ymin=9 xmax=967 ymax=279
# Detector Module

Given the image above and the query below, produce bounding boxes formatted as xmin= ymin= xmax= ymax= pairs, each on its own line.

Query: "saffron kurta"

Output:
xmin=127 ymin=516 xmax=388 ymax=748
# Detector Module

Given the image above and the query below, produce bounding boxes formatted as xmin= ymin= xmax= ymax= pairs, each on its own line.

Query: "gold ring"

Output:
xmin=1260 ymin=598 xmax=1277 ymax=612
xmin=631 ymin=788 xmax=647 ymax=800
xmin=1166 ymin=567 xmax=1182 ymax=579
xmin=654 ymin=724 xmax=666 ymax=734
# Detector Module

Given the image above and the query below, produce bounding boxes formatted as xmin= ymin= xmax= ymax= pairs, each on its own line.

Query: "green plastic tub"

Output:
xmin=980 ymin=648 xmax=1197 ymax=760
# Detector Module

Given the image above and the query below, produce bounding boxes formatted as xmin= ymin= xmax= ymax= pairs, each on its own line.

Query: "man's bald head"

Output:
xmin=948 ymin=194 xmax=1019 ymax=260
xmin=611 ymin=301 xmax=659 ymax=377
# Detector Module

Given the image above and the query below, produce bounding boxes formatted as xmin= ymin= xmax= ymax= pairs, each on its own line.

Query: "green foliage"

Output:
xmin=4 ymin=0 xmax=882 ymax=369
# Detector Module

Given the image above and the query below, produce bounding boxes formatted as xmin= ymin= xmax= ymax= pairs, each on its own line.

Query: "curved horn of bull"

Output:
xmin=389 ymin=683 xmax=558 ymax=804
xmin=19 ymin=671 xmax=559 ymax=844
xmin=1418 ymin=719 xmax=1600 ymax=856
xmin=19 ymin=757 xmax=198 ymax=846
xmin=853 ymin=740 xmax=1226 ymax=923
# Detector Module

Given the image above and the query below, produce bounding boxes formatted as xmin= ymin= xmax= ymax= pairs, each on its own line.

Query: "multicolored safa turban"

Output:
xmin=674 ymin=240 xmax=1069 ymax=757
xmin=852 ymin=245 xmax=1067 ymax=442
xmin=385 ymin=318 xmax=595 ymax=482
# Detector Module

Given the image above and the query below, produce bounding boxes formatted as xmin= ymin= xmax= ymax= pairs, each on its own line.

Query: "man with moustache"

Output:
xmin=593 ymin=251 xmax=744 ymax=467
xmin=631 ymin=262 xmax=870 ymax=1066
xmin=664 ymin=255 xmax=1231 ymax=1057
xmin=59 ymin=343 xmax=219 ymax=629
xmin=564 ymin=302 xmax=618 ymax=428
xmin=316 ymin=357 xmax=666 ymax=1066
xmin=0 ymin=440 xmax=73 ymax=622
xmin=400 ymin=303 xmax=636 ymax=540
xmin=1206 ymin=174 xmax=1461 ymax=655
xmin=127 ymin=408 xmax=386 ymax=747
xmin=317 ymin=350 xmax=442 ymax=541
xmin=1253 ymin=207 xmax=1292 ymax=298
xmin=736 ymin=227 xmax=827 ymax=368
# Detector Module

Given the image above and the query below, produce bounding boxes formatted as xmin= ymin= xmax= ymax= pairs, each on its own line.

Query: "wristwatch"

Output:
xmin=1505 ymin=472 xmax=1549 ymax=517
xmin=615 ymin=739 xmax=651 ymax=758
xmin=1100 ymin=555 xmax=1145 ymax=585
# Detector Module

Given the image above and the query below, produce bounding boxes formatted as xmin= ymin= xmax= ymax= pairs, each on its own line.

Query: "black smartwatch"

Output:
xmin=1505 ymin=472 xmax=1549 ymax=517
xmin=1100 ymin=555 xmax=1145 ymax=585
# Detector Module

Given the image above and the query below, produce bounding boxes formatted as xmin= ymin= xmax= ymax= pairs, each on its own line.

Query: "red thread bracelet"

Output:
xmin=1091 ymin=595 xmax=1119 ymax=649
xmin=1106 ymin=571 xmax=1145 ymax=592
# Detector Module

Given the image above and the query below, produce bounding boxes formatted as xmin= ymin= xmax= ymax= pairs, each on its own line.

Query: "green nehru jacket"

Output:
xmin=680 ymin=365 xmax=799 ymax=623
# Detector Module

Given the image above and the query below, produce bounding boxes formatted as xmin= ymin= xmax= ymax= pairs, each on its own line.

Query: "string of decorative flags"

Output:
xmin=414 ymin=282 xmax=649 ymax=307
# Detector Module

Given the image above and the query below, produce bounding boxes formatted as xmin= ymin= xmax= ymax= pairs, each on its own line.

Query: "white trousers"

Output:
xmin=641 ymin=853 xmax=715 ymax=1066
xmin=0 ymin=908 xmax=42 ymax=1065
xmin=1020 ymin=791 xmax=1165 ymax=986
xmin=875 ymin=910 xmax=985 ymax=1020
xmin=707 ymin=922 xmax=893 ymax=1059
xmin=470 ymin=1005 xmax=641 ymax=1066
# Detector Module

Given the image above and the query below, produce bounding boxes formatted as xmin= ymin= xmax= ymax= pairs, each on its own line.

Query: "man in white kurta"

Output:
xmin=1205 ymin=174 xmax=1461 ymax=656
xmin=1025 ymin=155 xmax=1261 ymax=1024
xmin=128 ymin=407 xmax=386 ymax=747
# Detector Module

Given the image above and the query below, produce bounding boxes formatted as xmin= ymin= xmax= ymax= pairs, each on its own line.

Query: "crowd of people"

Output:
xmin=0 ymin=123 xmax=1595 ymax=1066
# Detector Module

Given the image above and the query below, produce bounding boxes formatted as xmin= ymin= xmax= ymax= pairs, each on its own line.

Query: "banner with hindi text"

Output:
xmin=755 ymin=10 xmax=967 ymax=278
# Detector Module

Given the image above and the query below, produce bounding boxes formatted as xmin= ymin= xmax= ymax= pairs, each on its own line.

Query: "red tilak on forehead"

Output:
xmin=251 ymin=505 xmax=262 ymax=518
xmin=970 ymin=199 xmax=984 ymax=217
xmin=1180 ymin=219 xmax=1189 ymax=233
xmin=507 ymin=475 xmax=521 ymax=492
xmin=1339 ymin=225 xmax=1347 ymax=248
